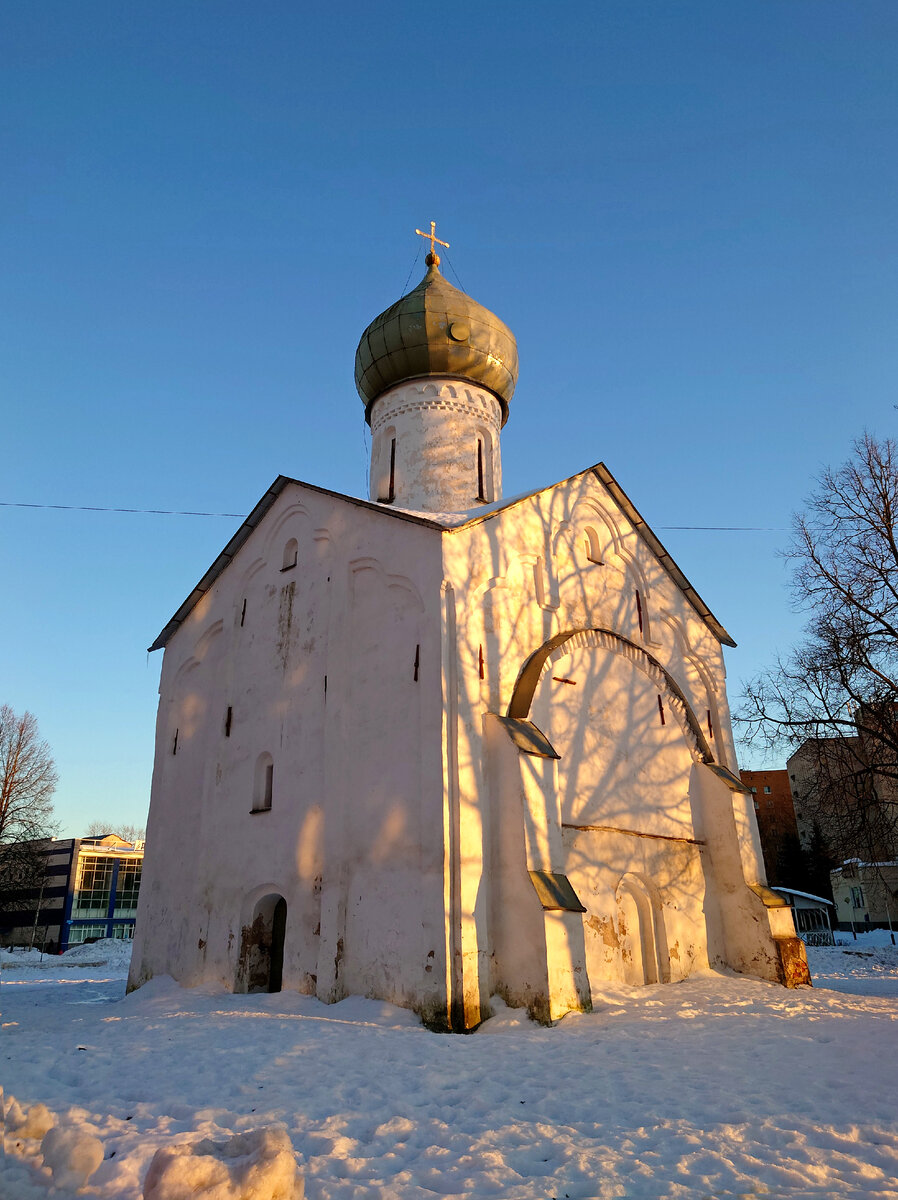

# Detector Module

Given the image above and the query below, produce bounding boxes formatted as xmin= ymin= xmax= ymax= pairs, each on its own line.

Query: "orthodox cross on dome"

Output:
xmin=415 ymin=221 xmax=449 ymax=265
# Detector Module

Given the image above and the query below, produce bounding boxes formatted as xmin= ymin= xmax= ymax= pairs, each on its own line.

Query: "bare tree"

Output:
xmin=83 ymin=819 xmax=145 ymax=845
xmin=0 ymin=705 xmax=59 ymax=917
xmin=739 ymin=434 xmax=898 ymax=867
xmin=0 ymin=706 xmax=58 ymax=848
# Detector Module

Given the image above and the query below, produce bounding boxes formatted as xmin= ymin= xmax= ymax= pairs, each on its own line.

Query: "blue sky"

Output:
xmin=2 ymin=2 xmax=897 ymax=837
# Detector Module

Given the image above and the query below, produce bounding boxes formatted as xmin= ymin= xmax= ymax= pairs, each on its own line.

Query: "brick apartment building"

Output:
xmin=739 ymin=768 xmax=801 ymax=887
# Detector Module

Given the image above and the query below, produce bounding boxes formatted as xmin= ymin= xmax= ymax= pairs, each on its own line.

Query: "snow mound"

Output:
xmin=142 ymin=1125 xmax=302 ymax=1200
xmin=329 ymin=994 xmax=422 ymax=1028
xmin=41 ymin=1123 xmax=104 ymax=1189
xmin=476 ymin=995 xmax=537 ymax=1033
xmin=64 ymin=937 xmax=134 ymax=968
xmin=7 ymin=1099 xmax=55 ymax=1139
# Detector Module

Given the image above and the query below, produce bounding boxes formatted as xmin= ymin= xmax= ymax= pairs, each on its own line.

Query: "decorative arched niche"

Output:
xmin=615 ymin=872 xmax=669 ymax=986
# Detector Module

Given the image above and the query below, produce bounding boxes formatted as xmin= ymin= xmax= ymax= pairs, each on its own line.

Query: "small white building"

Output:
xmin=129 ymin=247 xmax=809 ymax=1028
xmin=769 ymin=887 xmax=835 ymax=946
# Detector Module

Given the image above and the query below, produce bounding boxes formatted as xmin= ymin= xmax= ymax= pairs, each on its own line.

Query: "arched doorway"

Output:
xmin=236 ymin=893 xmax=287 ymax=993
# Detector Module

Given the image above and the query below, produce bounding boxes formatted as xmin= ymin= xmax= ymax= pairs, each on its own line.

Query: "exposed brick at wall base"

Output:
xmin=774 ymin=936 xmax=811 ymax=987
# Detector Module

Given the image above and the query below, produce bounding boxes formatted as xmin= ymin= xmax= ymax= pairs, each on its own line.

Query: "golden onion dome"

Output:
xmin=355 ymin=257 xmax=518 ymax=426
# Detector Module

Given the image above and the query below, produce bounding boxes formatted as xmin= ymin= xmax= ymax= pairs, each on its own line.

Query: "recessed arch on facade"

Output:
xmin=506 ymin=627 xmax=714 ymax=764
xmin=615 ymin=871 xmax=669 ymax=986
xmin=349 ymin=556 xmax=427 ymax=613
xmin=192 ymin=619 xmax=224 ymax=662
xmin=552 ymin=500 xmax=658 ymax=642
xmin=658 ymin=609 xmax=725 ymax=753
xmin=261 ymin=501 xmax=311 ymax=557
xmin=560 ymin=497 xmax=626 ymax=564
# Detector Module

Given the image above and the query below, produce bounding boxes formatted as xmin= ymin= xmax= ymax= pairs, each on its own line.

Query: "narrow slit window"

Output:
xmin=657 ymin=696 xmax=665 ymax=726
xmin=635 ymin=589 xmax=644 ymax=635
xmin=252 ymin=754 xmax=274 ymax=812
xmin=706 ymin=709 xmax=714 ymax=740
xmin=478 ymin=644 xmax=485 ymax=680
xmin=413 ymin=643 xmax=420 ymax=682
xmin=388 ymin=438 xmax=396 ymax=503
xmin=476 ymin=439 xmax=486 ymax=502
xmin=172 ymin=728 xmax=179 ymax=755
xmin=225 ymin=706 xmax=233 ymax=737
xmin=240 ymin=598 xmax=247 ymax=627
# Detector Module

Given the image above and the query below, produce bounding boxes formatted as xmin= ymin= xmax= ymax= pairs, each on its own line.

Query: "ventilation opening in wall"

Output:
xmin=281 ymin=538 xmax=298 ymax=571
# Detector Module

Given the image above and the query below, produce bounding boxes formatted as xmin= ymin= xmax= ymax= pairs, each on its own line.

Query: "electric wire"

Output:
xmin=401 ymin=245 xmax=422 ymax=295
xmin=0 ymin=500 xmax=788 ymax=531
xmin=442 ymin=250 xmax=465 ymax=293
xmin=0 ymin=501 xmax=246 ymax=518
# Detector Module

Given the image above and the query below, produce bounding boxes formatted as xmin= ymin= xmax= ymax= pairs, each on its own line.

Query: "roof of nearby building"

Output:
xmin=770 ymin=886 xmax=834 ymax=907
xmin=831 ymin=860 xmax=898 ymax=873
xmin=149 ymin=462 xmax=735 ymax=651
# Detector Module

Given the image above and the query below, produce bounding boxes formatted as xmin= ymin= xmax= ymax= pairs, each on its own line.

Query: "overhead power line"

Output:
xmin=0 ymin=499 xmax=788 ymax=531
xmin=0 ymin=501 xmax=246 ymax=518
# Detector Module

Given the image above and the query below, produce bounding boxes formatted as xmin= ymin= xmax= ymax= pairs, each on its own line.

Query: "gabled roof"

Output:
xmin=148 ymin=477 xmax=444 ymax=651
xmin=440 ymin=462 xmax=735 ymax=647
xmin=149 ymin=463 xmax=734 ymax=652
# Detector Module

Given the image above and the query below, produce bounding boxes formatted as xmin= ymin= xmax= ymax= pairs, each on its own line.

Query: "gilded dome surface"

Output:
xmin=355 ymin=261 xmax=518 ymax=425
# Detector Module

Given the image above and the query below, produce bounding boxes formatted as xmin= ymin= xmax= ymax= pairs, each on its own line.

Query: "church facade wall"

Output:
xmin=441 ymin=467 xmax=791 ymax=1021
xmin=129 ymin=485 xmax=453 ymax=1020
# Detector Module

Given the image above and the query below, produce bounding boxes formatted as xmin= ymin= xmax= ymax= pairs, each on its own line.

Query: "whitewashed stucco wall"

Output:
xmin=130 ymin=484 xmax=451 ymax=1020
xmin=440 ymin=466 xmax=782 ymax=1011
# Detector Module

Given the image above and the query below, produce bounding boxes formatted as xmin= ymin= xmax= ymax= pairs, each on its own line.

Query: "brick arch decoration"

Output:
xmin=506 ymin=627 xmax=714 ymax=764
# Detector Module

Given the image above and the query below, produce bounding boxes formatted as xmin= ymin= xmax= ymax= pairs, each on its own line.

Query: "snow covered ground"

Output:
xmin=2 ymin=933 xmax=897 ymax=1199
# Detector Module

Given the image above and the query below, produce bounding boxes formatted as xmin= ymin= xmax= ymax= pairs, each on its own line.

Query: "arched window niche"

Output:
xmin=252 ymin=752 xmax=274 ymax=813
xmin=281 ymin=538 xmax=298 ymax=572
xmin=583 ymin=526 xmax=604 ymax=565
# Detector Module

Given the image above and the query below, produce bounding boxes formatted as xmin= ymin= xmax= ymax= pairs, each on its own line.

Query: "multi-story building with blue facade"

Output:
xmin=0 ymin=835 xmax=143 ymax=953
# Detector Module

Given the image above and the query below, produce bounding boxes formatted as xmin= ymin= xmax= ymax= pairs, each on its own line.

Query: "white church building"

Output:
xmin=129 ymin=238 xmax=810 ymax=1029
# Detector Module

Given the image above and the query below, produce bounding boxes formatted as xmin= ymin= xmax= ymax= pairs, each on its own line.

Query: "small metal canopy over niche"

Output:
xmin=529 ymin=871 xmax=587 ymax=913
xmin=705 ymin=763 xmax=751 ymax=793
xmin=493 ymin=715 xmax=560 ymax=759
